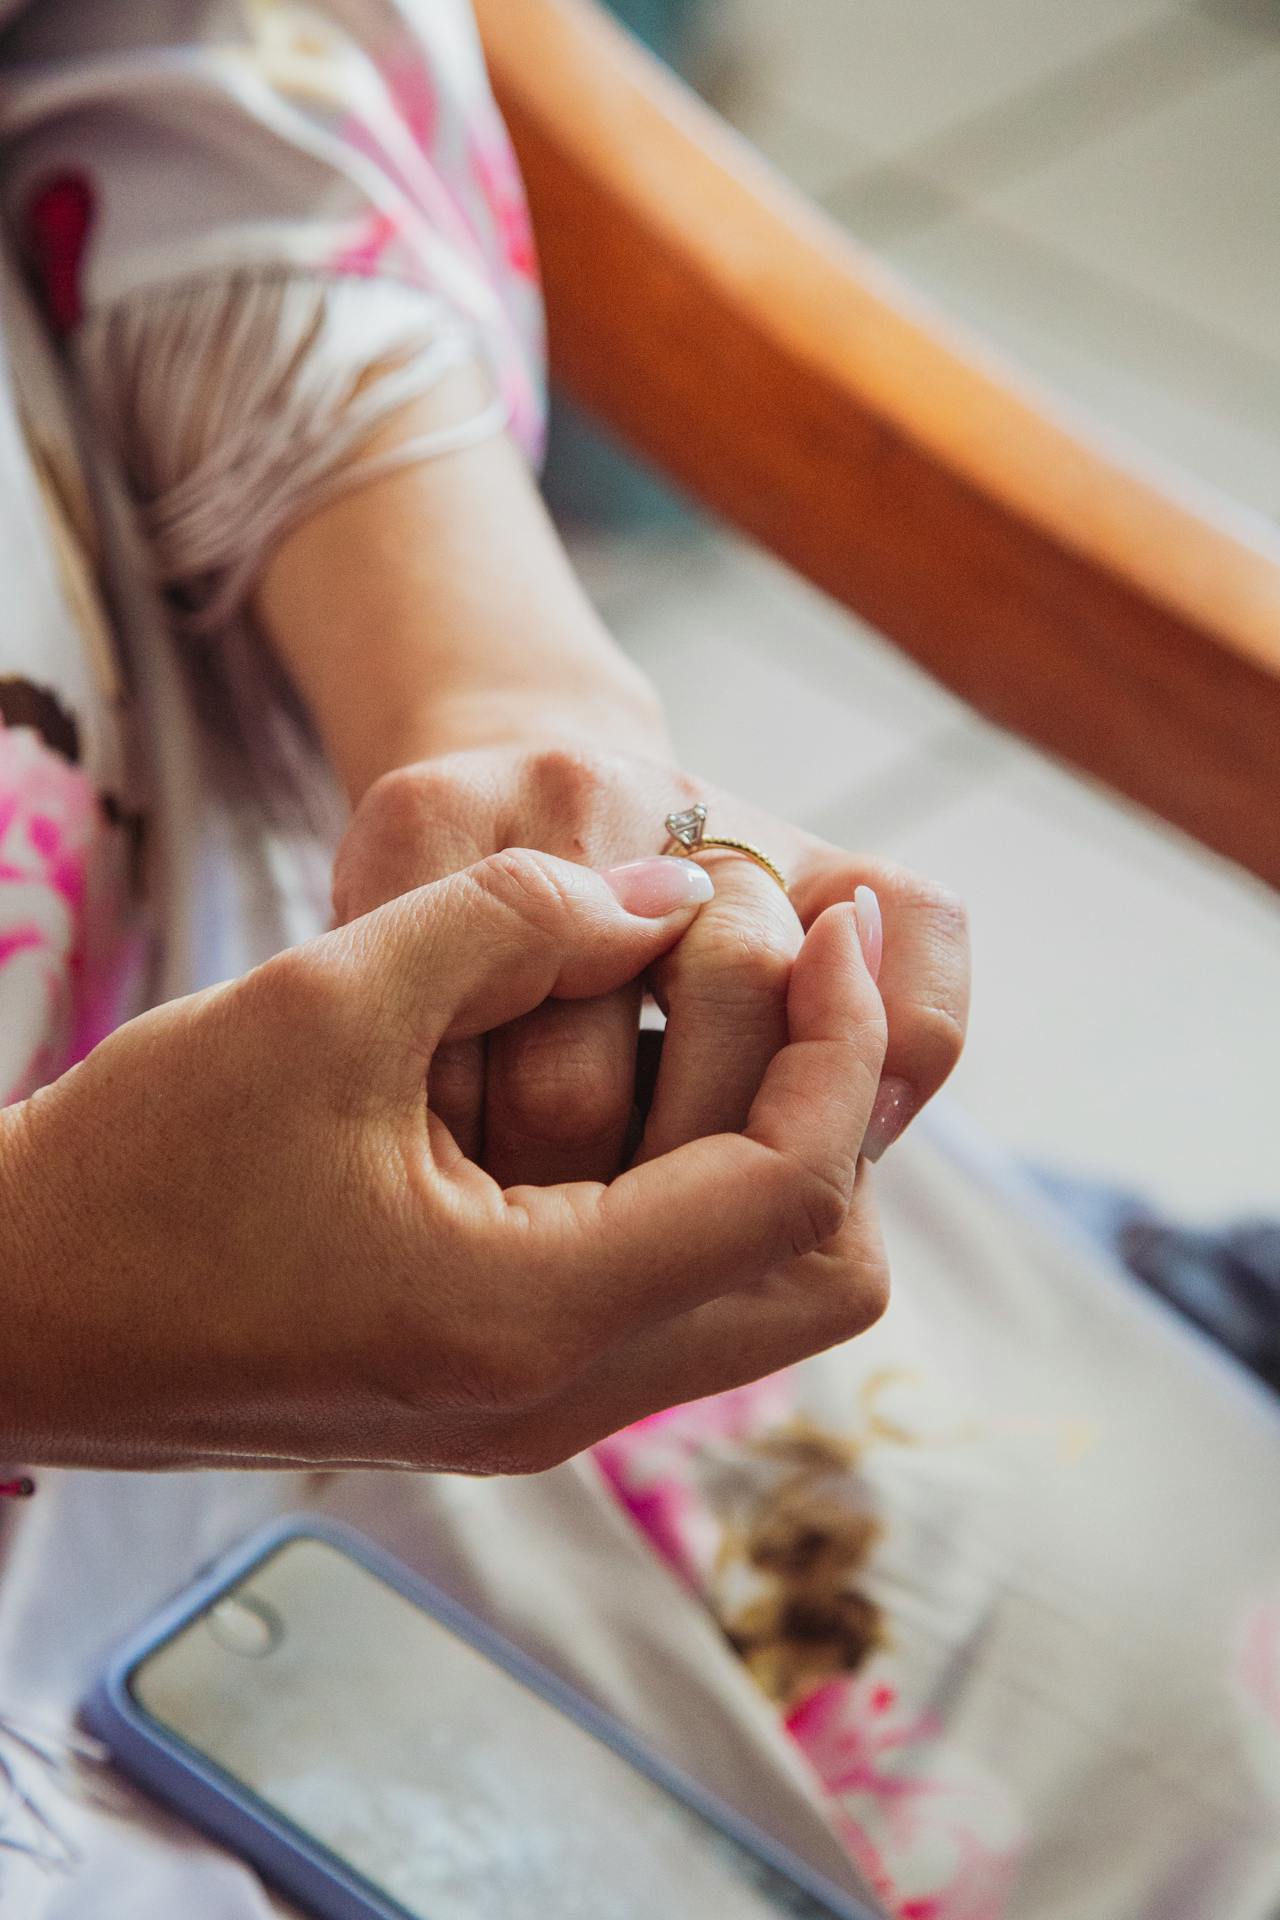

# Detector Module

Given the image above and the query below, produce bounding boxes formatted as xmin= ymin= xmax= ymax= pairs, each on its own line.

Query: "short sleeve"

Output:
xmin=0 ymin=0 xmax=545 ymax=460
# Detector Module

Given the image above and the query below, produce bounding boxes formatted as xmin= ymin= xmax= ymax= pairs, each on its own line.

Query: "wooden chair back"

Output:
xmin=477 ymin=0 xmax=1280 ymax=888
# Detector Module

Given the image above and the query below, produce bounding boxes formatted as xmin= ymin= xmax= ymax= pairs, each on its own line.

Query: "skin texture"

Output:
xmin=0 ymin=852 xmax=890 ymax=1474
xmin=333 ymin=747 xmax=969 ymax=1185
xmin=257 ymin=382 xmax=971 ymax=1195
xmin=0 ymin=379 xmax=967 ymax=1475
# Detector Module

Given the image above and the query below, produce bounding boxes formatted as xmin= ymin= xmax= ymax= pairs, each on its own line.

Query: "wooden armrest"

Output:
xmin=477 ymin=0 xmax=1280 ymax=889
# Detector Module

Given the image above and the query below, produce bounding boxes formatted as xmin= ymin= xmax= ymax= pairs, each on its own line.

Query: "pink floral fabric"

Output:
xmin=0 ymin=721 xmax=99 ymax=1104
xmin=0 ymin=719 xmax=141 ymax=1106
xmin=788 ymin=1677 xmax=1020 ymax=1919
xmin=595 ymin=1379 xmax=1024 ymax=1919
xmin=329 ymin=18 xmax=544 ymax=453
xmin=3 ymin=14 xmax=1277 ymax=1920
xmin=2 ymin=0 xmax=546 ymax=463
xmin=0 ymin=0 xmax=546 ymax=1119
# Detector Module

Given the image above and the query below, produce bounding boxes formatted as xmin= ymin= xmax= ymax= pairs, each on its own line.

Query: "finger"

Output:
xmin=426 ymin=1036 xmax=486 ymax=1163
xmin=619 ymin=1193 xmax=889 ymax=1412
xmin=516 ymin=902 xmax=887 ymax=1341
xmin=484 ymin=985 xmax=641 ymax=1187
xmin=636 ymin=855 xmax=802 ymax=1162
xmin=791 ymin=853 xmax=970 ymax=1156
xmin=493 ymin=1172 xmax=890 ymax=1471
xmin=354 ymin=850 xmax=713 ymax=1097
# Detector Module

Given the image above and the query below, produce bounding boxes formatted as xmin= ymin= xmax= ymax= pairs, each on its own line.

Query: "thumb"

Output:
xmin=367 ymin=847 xmax=712 ymax=1064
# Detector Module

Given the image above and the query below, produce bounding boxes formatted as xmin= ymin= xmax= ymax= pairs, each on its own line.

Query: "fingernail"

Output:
xmin=601 ymin=857 xmax=715 ymax=917
xmin=861 ymin=1075 xmax=917 ymax=1163
xmin=853 ymin=885 xmax=883 ymax=983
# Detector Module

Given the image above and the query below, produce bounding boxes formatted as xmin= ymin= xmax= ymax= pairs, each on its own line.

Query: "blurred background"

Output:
xmin=549 ymin=0 xmax=1280 ymax=1227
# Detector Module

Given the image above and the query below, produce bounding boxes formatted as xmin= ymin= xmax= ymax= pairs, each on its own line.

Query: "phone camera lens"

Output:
xmin=205 ymin=1593 xmax=285 ymax=1658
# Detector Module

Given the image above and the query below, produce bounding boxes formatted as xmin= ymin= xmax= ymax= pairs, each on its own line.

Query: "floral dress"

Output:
xmin=0 ymin=7 xmax=1277 ymax=1918
xmin=0 ymin=0 xmax=544 ymax=1108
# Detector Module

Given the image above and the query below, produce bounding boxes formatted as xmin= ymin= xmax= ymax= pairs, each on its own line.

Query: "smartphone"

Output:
xmin=85 ymin=1517 xmax=881 ymax=1920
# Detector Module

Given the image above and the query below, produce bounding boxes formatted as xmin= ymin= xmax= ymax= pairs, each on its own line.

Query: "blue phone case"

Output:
xmin=83 ymin=1515 xmax=882 ymax=1920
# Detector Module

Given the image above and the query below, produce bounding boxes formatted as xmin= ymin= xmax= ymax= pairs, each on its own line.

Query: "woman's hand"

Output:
xmin=254 ymin=392 xmax=966 ymax=1189
xmin=333 ymin=743 xmax=970 ymax=1184
xmin=0 ymin=849 xmax=889 ymax=1475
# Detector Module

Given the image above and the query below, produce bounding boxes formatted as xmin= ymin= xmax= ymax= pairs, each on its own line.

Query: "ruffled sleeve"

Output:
xmin=0 ymin=0 xmax=545 ymax=627
xmin=0 ymin=0 xmax=543 ymax=436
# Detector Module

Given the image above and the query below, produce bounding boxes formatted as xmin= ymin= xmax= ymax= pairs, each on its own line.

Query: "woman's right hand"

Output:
xmin=0 ymin=850 xmax=889 ymax=1477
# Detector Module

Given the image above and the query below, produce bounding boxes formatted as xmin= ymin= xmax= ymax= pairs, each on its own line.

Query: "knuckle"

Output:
xmin=522 ymin=745 xmax=613 ymax=833
xmin=783 ymin=1149 xmax=854 ymax=1255
xmin=362 ymin=762 xmax=433 ymax=834
xmin=472 ymin=846 xmax=575 ymax=930
xmin=870 ymin=865 xmax=970 ymax=1075
xmin=880 ymin=864 xmax=970 ymax=951
xmin=475 ymin=848 xmax=564 ymax=906
xmin=332 ymin=766 xmax=442 ymax=922
xmin=919 ymin=878 xmax=970 ymax=947
xmin=249 ymin=940 xmax=349 ymax=1042
xmin=672 ymin=901 xmax=798 ymax=1012
xmin=913 ymin=999 xmax=968 ymax=1082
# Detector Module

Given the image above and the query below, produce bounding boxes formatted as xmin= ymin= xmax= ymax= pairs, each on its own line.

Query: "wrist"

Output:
xmin=344 ymin=660 xmax=674 ymax=800
xmin=254 ymin=390 xmax=677 ymax=803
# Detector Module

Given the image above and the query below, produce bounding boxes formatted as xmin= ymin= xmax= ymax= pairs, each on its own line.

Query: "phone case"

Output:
xmin=84 ymin=1515 xmax=881 ymax=1920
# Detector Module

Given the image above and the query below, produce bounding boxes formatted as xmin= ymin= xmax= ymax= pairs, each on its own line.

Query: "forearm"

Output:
xmin=255 ymin=373 xmax=672 ymax=803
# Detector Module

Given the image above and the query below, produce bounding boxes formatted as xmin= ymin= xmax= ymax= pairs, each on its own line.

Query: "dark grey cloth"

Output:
xmin=1031 ymin=1171 xmax=1280 ymax=1395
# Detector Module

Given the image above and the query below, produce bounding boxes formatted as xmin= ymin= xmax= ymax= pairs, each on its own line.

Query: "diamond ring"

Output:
xmin=662 ymin=805 xmax=789 ymax=895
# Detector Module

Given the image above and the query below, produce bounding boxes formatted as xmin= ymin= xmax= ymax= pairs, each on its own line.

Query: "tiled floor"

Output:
xmin=565 ymin=0 xmax=1280 ymax=1221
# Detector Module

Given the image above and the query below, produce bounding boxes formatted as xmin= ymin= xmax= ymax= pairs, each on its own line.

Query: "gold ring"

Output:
xmin=662 ymin=805 xmax=788 ymax=895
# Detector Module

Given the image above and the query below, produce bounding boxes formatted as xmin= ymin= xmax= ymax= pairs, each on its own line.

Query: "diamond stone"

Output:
xmin=665 ymin=804 xmax=707 ymax=850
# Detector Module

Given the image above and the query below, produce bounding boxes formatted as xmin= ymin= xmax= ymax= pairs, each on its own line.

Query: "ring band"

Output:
xmin=693 ymin=836 xmax=790 ymax=894
xmin=662 ymin=805 xmax=788 ymax=895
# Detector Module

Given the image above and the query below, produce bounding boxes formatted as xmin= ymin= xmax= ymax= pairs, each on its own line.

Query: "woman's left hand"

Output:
xmin=333 ymin=740 xmax=970 ymax=1183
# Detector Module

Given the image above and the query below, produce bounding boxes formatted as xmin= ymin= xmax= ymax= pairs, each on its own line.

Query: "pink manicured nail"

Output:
xmin=853 ymin=885 xmax=883 ymax=983
xmin=601 ymin=857 xmax=715 ymax=917
xmin=861 ymin=1075 xmax=917 ymax=1163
